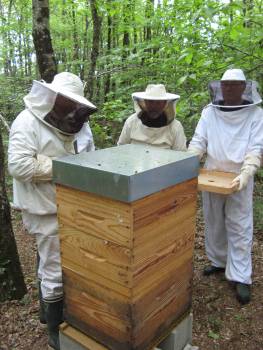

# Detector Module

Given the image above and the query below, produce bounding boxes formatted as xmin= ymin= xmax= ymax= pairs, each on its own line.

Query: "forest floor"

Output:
xmin=0 ymin=179 xmax=262 ymax=350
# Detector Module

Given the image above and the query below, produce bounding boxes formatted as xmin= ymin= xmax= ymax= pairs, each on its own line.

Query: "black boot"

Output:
xmin=203 ymin=265 xmax=225 ymax=276
xmin=236 ymin=283 xmax=251 ymax=305
xmin=45 ymin=300 xmax=63 ymax=350
xmin=37 ymin=280 xmax=47 ymax=325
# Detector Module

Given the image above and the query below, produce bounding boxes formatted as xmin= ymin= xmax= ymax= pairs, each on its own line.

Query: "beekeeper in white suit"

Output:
xmin=8 ymin=72 xmax=97 ymax=350
xmin=118 ymin=84 xmax=187 ymax=150
xmin=188 ymin=68 xmax=263 ymax=304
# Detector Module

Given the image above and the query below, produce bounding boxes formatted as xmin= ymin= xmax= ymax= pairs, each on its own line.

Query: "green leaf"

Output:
xmin=177 ymin=75 xmax=188 ymax=85
xmin=185 ymin=52 xmax=193 ymax=64
xmin=208 ymin=330 xmax=220 ymax=340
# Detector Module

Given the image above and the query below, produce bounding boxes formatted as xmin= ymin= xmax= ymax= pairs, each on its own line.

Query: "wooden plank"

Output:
xmin=132 ymin=260 xmax=193 ymax=322
xmin=133 ymin=294 xmax=191 ymax=350
xmin=59 ymin=224 xmax=132 ymax=288
xmin=63 ymin=267 xmax=131 ymax=319
xmin=65 ymin=312 xmax=132 ymax=350
xmin=133 ymin=247 xmax=193 ymax=300
xmin=132 ymin=179 xmax=197 ymax=231
xmin=61 ymin=242 xmax=131 ymax=287
xmin=56 ymin=185 xmax=133 ymax=248
xmin=198 ymin=169 xmax=238 ymax=194
xmin=62 ymin=259 xmax=131 ymax=298
xmin=133 ymin=236 xmax=194 ymax=292
xmin=60 ymin=227 xmax=131 ymax=267
xmin=133 ymin=214 xmax=195 ymax=264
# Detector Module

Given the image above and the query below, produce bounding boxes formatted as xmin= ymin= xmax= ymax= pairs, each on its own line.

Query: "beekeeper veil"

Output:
xmin=24 ymin=72 xmax=97 ymax=134
xmin=132 ymin=84 xmax=180 ymax=124
xmin=208 ymin=69 xmax=262 ymax=108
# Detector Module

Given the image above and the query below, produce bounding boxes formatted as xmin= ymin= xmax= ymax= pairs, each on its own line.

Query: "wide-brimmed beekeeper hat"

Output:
xmin=132 ymin=84 xmax=180 ymax=101
xmin=38 ymin=72 xmax=97 ymax=109
xmin=221 ymin=68 xmax=246 ymax=81
xmin=24 ymin=72 xmax=97 ymax=121
xmin=209 ymin=68 xmax=262 ymax=108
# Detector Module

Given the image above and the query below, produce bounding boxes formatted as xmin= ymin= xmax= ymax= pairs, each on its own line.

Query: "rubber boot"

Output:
xmin=203 ymin=265 xmax=225 ymax=276
xmin=236 ymin=283 xmax=251 ymax=305
xmin=45 ymin=300 xmax=63 ymax=350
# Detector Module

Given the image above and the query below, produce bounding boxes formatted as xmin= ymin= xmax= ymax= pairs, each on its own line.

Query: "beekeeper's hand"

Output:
xmin=232 ymin=172 xmax=251 ymax=191
xmin=232 ymin=153 xmax=261 ymax=191
xmin=32 ymin=154 xmax=55 ymax=182
xmin=187 ymin=145 xmax=204 ymax=160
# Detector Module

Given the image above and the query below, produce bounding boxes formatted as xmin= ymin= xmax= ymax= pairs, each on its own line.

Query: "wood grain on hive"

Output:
xmin=53 ymin=144 xmax=199 ymax=350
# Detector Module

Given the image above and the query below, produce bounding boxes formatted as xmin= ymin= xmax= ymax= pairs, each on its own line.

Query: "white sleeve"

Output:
xmin=117 ymin=118 xmax=132 ymax=145
xmin=247 ymin=109 xmax=263 ymax=157
xmin=189 ymin=111 xmax=208 ymax=153
xmin=8 ymin=116 xmax=53 ymax=182
xmin=8 ymin=117 xmax=38 ymax=182
xmin=172 ymin=121 xmax=187 ymax=151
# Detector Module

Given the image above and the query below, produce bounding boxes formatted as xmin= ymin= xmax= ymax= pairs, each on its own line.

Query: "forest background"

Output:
xmin=0 ymin=0 xmax=263 ymax=349
xmin=1 ymin=0 xmax=263 ymax=145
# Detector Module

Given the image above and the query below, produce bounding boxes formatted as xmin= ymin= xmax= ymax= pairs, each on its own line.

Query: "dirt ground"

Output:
xmin=0 ymin=191 xmax=262 ymax=350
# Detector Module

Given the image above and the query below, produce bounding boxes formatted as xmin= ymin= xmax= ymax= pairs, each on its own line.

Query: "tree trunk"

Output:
xmin=144 ymin=0 xmax=154 ymax=42
xmin=72 ymin=2 xmax=80 ymax=74
xmin=80 ymin=14 xmax=89 ymax=81
xmin=104 ymin=0 xmax=112 ymax=99
xmin=243 ymin=0 xmax=254 ymax=27
xmin=86 ymin=0 xmax=102 ymax=100
xmin=122 ymin=0 xmax=131 ymax=60
xmin=32 ymin=0 xmax=57 ymax=82
xmin=0 ymin=130 xmax=27 ymax=301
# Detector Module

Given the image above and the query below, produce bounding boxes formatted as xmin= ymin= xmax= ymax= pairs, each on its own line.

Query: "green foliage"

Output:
xmin=0 ymin=76 xmax=31 ymax=123
xmin=91 ymin=99 xmax=132 ymax=148
xmin=208 ymin=330 xmax=220 ymax=340
xmin=208 ymin=315 xmax=222 ymax=333
xmin=0 ymin=0 xmax=262 ymax=156
xmin=234 ymin=314 xmax=244 ymax=321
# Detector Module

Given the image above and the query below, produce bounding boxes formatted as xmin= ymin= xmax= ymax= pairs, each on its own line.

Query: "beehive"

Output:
xmin=53 ymin=144 xmax=199 ymax=350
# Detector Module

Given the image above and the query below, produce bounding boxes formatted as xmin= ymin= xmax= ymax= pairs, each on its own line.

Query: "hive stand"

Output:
xmin=60 ymin=314 xmax=199 ymax=350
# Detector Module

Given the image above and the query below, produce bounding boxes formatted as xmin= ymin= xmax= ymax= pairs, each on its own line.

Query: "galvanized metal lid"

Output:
xmin=53 ymin=144 xmax=199 ymax=202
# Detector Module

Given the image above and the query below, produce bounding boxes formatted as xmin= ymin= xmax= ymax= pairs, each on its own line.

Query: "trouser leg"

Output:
xmin=22 ymin=213 xmax=64 ymax=347
xmin=35 ymin=225 xmax=63 ymax=303
xmin=36 ymin=252 xmax=46 ymax=324
xmin=203 ymin=191 xmax=228 ymax=268
xmin=225 ymin=180 xmax=253 ymax=284
xmin=35 ymin=217 xmax=63 ymax=349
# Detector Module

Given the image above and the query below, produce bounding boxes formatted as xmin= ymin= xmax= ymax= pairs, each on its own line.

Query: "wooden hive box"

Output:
xmin=53 ymin=144 xmax=199 ymax=350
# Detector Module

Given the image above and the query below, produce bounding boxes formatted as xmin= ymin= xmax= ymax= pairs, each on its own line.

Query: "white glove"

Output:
xmin=32 ymin=154 xmax=54 ymax=182
xmin=232 ymin=172 xmax=251 ymax=191
xmin=232 ymin=153 xmax=261 ymax=191
xmin=187 ymin=145 xmax=205 ymax=160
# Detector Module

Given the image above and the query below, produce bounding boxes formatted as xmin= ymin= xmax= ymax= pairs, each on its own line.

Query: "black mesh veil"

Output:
xmin=208 ymin=80 xmax=261 ymax=108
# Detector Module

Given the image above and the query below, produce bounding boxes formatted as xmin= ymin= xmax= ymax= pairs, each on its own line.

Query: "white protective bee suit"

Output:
xmin=189 ymin=69 xmax=263 ymax=285
xmin=8 ymin=73 xmax=96 ymax=303
xmin=118 ymin=84 xmax=187 ymax=150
